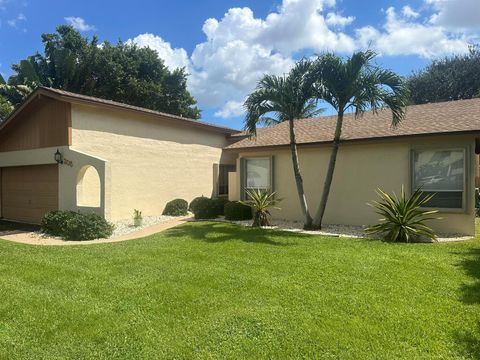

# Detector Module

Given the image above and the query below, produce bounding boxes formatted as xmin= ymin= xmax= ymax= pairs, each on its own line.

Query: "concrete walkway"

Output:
xmin=0 ymin=216 xmax=191 ymax=246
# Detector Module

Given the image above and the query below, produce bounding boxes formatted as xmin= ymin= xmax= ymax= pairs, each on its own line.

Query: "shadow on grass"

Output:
xmin=165 ymin=221 xmax=307 ymax=246
xmin=0 ymin=219 xmax=39 ymax=235
xmin=458 ymin=248 xmax=480 ymax=305
xmin=453 ymin=247 xmax=480 ymax=358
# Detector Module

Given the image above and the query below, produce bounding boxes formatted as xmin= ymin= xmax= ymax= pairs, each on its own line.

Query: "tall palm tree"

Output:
xmin=310 ymin=50 xmax=409 ymax=229
xmin=244 ymin=60 xmax=323 ymax=228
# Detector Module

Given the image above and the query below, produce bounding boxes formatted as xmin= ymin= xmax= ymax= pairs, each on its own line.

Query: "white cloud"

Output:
xmin=126 ymin=33 xmax=190 ymax=70
xmin=356 ymin=7 xmax=471 ymax=58
xmin=427 ymin=0 xmax=480 ymax=31
xmin=7 ymin=13 xmax=26 ymax=28
xmin=401 ymin=5 xmax=419 ymax=19
xmin=214 ymin=100 xmax=245 ymax=118
xmin=64 ymin=17 xmax=96 ymax=32
xmin=127 ymin=0 xmax=478 ymax=120
xmin=325 ymin=12 xmax=355 ymax=28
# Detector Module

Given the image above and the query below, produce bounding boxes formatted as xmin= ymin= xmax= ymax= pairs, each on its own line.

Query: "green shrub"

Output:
xmin=41 ymin=210 xmax=114 ymax=241
xmin=162 ymin=199 xmax=188 ymax=216
xmin=189 ymin=196 xmax=208 ymax=214
xmin=191 ymin=197 xmax=219 ymax=219
xmin=224 ymin=201 xmax=253 ymax=221
xmin=365 ymin=186 xmax=439 ymax=242
xmin=41 ymin=210 xmax=74 ymax=237
xmin=211 ymin=197 xmax=229 ymax=216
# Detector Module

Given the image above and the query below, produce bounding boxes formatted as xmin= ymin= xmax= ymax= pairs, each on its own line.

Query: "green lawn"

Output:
xmin=1 ymin=222 xmax=480 ymax=359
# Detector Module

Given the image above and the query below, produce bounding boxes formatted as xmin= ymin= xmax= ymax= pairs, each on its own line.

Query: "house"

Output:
xmin=0 ymin=87 xmax=479 ymax=236
xmin=225 ymin=98 xmax=480 ymax=236
xmin=0 ymin=87 xmax=238 ymax=224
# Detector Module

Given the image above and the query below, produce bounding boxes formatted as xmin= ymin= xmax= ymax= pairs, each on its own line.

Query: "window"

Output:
xmin=242 ymin=157 xmax=272 ymax=198
xmin=412 ymin=149 xmax=465 ymax=209
xmin=218 ymin=164 xmax=235 ymax=196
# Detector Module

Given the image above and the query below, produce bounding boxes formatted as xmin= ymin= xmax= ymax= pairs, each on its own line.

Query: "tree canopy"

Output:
xmin=0 ymin=25 xmax=200 ymax=121
xmin=407 ymin=45 xmax=480 ymax=104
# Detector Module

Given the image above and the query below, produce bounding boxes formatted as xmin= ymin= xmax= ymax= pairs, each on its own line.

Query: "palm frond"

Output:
xmin=366 ymin=186 xmax=440 ymax=242
xmin=239 ymin=189 xmax=282 ymax=227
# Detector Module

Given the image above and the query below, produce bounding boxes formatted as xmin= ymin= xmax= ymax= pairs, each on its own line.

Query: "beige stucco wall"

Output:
xmin=230 ymin=134 xmax=477 ymax=235
xmin=70 ymin=104 xmax=235 ymax=221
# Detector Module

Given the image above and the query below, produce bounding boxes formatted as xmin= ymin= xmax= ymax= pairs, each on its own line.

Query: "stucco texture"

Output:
xmin=71 ymin=104 xmax=235 ymax=221
xmin=230 ymin=135 xmax=477 ymax=235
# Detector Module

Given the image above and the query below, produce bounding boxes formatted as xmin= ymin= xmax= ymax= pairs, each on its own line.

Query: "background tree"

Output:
xmin=408 ymin=45 xmax=480 ymax=104
xmin=4 ymin=25 xmax=200 ymax=119
xmin=244 ymin=60 xmax=323 ymax=228
xmin=0 ymin=73 xmax=32 ymax=121
xmin=311 ymin=50 xmax=409 ymax=229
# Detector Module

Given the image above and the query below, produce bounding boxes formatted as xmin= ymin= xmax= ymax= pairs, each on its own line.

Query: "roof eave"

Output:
xmin=224 ymin=130 xmax=480 ymax=151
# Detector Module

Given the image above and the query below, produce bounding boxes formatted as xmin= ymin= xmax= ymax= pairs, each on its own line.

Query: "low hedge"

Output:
xmin=41 ymin=210 xmax=114 ymax=241
xmin=189 ymin=196 xmax=230 ymax=219
xmin=189 ymin=196 xmax=207 ymax=214
xmin=191 ymin=197 xmax=218 ymax=219
xmin=224 ymin=201 xmax=253 ymax=221
xmin=211 ymin=197 xmax=229 ymax=216
xmin=162 ymin=198 xmax=188 ymax=216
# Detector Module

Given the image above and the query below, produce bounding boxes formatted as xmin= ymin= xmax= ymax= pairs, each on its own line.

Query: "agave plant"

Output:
xmin=365 ymin=186 xmax=439 ymax=242
xmin=240 ymin=189 xmax=282 ymax=227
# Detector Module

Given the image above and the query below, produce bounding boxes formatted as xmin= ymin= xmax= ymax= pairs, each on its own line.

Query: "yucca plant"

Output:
xmin=365 ymin=186 xmax=439 ymax=242
xmin=240 ymin=189 xmax=282 ymax=227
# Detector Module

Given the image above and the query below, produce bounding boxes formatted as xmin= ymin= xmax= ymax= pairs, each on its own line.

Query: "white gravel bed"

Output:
xmin=213 ymin=217 xmax=474 ymax=242
xmin=110 ymin=215 xmax=177 ymax=238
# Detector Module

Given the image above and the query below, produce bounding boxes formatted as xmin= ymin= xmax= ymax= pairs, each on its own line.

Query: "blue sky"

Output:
xmin=0 ymin=0 xmax=479 ymax=129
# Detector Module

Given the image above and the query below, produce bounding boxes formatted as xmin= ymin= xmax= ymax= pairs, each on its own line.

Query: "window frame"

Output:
xmin=410 ymin=147 xmax=468 ymax=213
xmin=240 ymin=156 xmax=274 ymax=200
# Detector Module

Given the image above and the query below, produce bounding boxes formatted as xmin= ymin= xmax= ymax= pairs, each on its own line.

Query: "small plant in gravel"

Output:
xmin=41 ymin=211 xmax=114 ymax=240
xmin=240 ymin=189 xmax=282 ymax=227
xmin=163 ymin=199 xmax=188 ymax=216
xmin=365 ymin=186 xmax=439 ymax=242
xmin=133 ymin=209 xmax=143 ymax=227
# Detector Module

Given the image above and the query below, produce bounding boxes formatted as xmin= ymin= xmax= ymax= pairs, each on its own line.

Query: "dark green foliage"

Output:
xmin=366 ymin=187 xmax=439 ymax=243
xmin=211 ymin=197 xmax=229 ymax=216
xmin=224 ymin=201 xmax=253 ymax=221
xmin=6 ymin=25 xmax=200 ymax=119
xmin=162 ymin=199 xmax=188 ymax=216
xmin=41 ymin=210 xmax=114 ymax=240
xmin=41 ymin=210 xmax=74 ymax=237
xmin=191 ymin=197 xmax=219 ymax=220
xmin=189 ymin=196 xmax=208 ymax=214
xmin=407 ymin=45 xmax=480 ymax=104
xmin=0 ymin=96 xmax=13 ymax=122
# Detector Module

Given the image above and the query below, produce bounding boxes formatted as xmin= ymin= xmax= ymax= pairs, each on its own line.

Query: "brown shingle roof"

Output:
xmin=225 ymin=98 xmax=480 ymax=149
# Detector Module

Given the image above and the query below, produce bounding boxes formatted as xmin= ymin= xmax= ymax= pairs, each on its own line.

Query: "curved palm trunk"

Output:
xmin=313 ymin=112 xmax=344 ymax=229
xmin=288 ymin=119 xmax=313 ymax=229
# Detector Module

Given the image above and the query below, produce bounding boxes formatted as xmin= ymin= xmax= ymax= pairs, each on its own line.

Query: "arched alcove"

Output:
xmin=76 ymin=165 xmax=101 ymax=207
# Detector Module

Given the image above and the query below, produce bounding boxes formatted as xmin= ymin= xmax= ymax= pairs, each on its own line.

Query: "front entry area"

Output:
xmin=1 ymin=164 xmax=58 ymax=224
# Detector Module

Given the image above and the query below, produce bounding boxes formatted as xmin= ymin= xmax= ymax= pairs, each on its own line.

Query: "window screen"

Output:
xmin=412 ymin=149 xmax=465 ymax=209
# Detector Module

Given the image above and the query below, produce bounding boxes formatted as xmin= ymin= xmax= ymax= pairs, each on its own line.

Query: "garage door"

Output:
xmin=1 ymin=164 xmax=58 ymax=224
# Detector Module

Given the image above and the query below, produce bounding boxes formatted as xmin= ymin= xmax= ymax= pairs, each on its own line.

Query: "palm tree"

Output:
xmin=310 ymin=50 xmax=409 ymax=229
xmin=244 ymin=60 xmax=323 ymax=228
